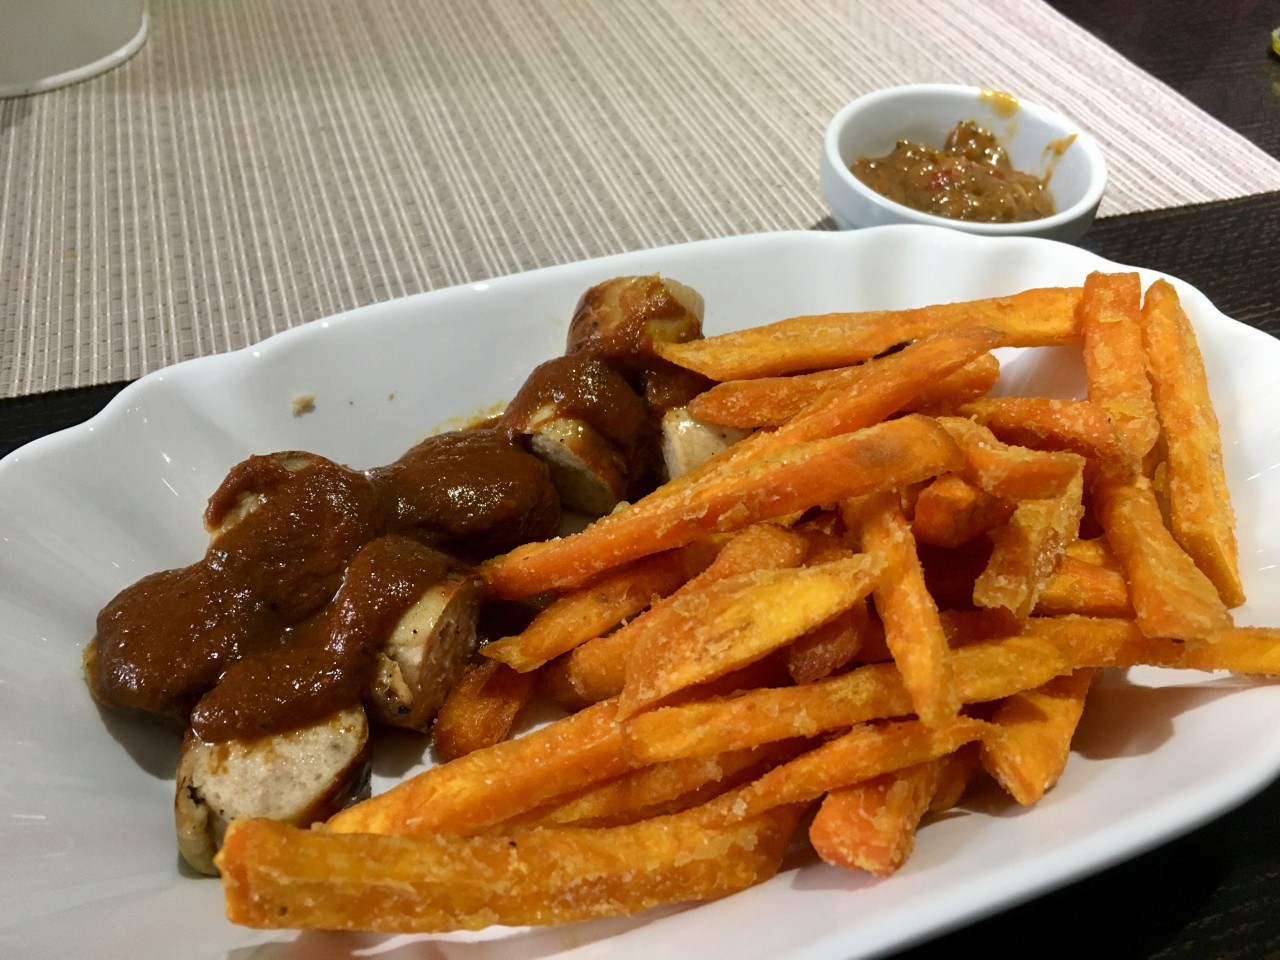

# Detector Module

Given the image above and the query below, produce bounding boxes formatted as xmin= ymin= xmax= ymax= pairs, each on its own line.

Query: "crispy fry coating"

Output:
xmin=482 ymin=415 xmax=962 ymax=599
xmin=1093 ymin=475 xmax=1232 ymax=638
xmin=809 ymin=759 xmax=951 ymax=875
xmin=981 ymin=668 xmax=1097 ymax=805
xmin=846 ymin=491 xmax=958 ymax=727
xmin=619 ymin=554 xmax=883 ymax=717
xmin=1140 ymin=279 xmax=1244 ymax=607
xmin=213 ymin=272 xmax=1274 ymax=937
xmin=431 ymin=658 xmax=538 ymax=760
xmin=654 ymin=286 xmax=1081 ymax=380
xmin=482 ymin=545 xmax=713 ymax=672
xmin=688 ymin=333 xmax=999 ymax=429
xmin=1079 ymin=270 xmax=1160 ymax=462
xmin=219 ymin=805 xmax=802 ymax=932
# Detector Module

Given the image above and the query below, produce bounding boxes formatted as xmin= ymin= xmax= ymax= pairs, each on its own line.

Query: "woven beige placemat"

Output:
xmin=3 ymin=0 xmax=1279 ymax=398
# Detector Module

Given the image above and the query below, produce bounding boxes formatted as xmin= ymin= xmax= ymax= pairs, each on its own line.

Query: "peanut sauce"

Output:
xmin=851 ymin=120 xmax=1056 ymax=223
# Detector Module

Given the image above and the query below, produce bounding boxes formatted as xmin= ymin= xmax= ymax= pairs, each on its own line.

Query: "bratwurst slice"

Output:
xmin=500 ymin=354 xmax=655 ymax=515
xmin=366 ymin=563 xmax=484 ymax=732
xmin=174 ymin=705 xmax=371 ymax=876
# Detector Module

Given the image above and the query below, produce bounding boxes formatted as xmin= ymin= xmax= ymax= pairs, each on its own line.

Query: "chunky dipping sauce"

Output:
xmin=851 ymin=121 xmax=1056 ymax=223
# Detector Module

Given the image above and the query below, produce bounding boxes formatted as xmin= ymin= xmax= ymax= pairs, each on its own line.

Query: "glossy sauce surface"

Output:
xmin=89 ymin=434 xmax=558 ymax=740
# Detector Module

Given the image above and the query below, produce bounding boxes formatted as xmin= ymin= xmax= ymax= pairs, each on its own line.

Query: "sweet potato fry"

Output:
xmin=911 ymin=473 xmax=1015 ymax=548
xmin=431 ymin=659 xmax=538 ymax=761
xmin=514 ymin=744 xmax=791 ymax=829
xmin=973 ymin=463 xmax=1084 ymax=618
xmin=619 ymin=554 xmax=883 ymax=717
xmin=1079 ymin=271 xmax=1159 ymax=462
xmin=929 ymin=743 xmax=982 ymax=813
xmin=688 ymin=339 xmax=999 ymax=430
xmin=219 ymin=805 xmax=802 ymax=932
xmin=1140 ymin=278 xmax=1244 ymax=607
xmin=624 ymin=633 xmax=1072 ymax=764
xmin=959 ymin=396 xmax=1137 ymax=472
xmin=654 ymin=286 xmax=1082 ymax=381
xmin=936 ymin=416 xmax=1087 ymax=501
xmin=1171 ymin=628 xmax=1280 ymax=675
xmin=809 ymin=758 xmax=950 ymax=875
xmin=786 ymin=598 xmax=877 ymax=684
xmin=1033 ymin=550 xmax=1134 ymax=618
xmin=1062 ymin=537 xmax=1118 ymax=567
xmin=327 ymin=699 xmax=631 ymax=836
xmin=702 ymin=717 xmax=990 ymax=824
xmin=540 ymin=523 xmax=808 ymax=707
xmin=757 ymin=329 xmax=999 ymax=448
xmin=846 ymin=491 xmax=958 ymax=727
xmin=1032 ymin=617 xmax=1280 ymax=675
xmin=914 ymin=352 xmax=1002 ymax=411
xmin=980 ymin=668 xmax=1096 ymax=805
xmin=482 ymin=414 xmax=963 ymax=599
xmin=481 ymin=545 xmax=713 ymax=672
xmin=1020 ymin=614 xmax=1142 ymax=667
xmin=1092 ymin=475 xmax=1233 ymax=638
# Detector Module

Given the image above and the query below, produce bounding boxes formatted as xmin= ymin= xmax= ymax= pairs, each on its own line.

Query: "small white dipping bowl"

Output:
xmin=820 ymin=84 xmax=1107 ymax=243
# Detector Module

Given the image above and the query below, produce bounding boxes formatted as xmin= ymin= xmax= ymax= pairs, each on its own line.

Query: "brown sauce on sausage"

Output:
xmin=188 ymin=535 xmax=457 ymax=741
xmin=87 ymin=275 xmax=707 ymax=747
xmin=88 ymin=434 xmax=558 ymax=740
xmin=370 ymin=427 xmax=561 ymax=562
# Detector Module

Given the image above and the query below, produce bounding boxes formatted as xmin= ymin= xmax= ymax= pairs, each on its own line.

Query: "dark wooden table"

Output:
xmin=3 ymin=2 xmax=1278 ymax=958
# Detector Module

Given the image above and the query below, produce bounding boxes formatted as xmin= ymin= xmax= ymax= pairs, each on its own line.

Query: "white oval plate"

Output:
xmin=3 ymin=226 xmax=1279 ymax=960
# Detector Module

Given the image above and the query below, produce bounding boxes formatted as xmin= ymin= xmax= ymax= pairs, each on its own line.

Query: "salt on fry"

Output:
xmin=219 ymin=805 xmax=802 ymax=932
xmin=808 ymin=758 xmax=951 ymax=876
xmin=1092 ymin=474 xmax=1232 ymax=639
xmin=973 ymin=462 xmax=1084 ymax=619
xmin=327 ymin=699 xmax=631 ymax=836
xmin=1079 ymin=270 xmax=1160 ymax=462
xmin=786 ymin=598 xmax=878 ymax=684
xmin=936 ymin=416 xmax=1087 ymax=500
xmin=654 ymin=286 xmax=1082 ymax=381
xmin=481 ymin=544 xmax=713 ymax=672
xmin=1033 ymin=617 xmax=1280 ymax=675
xmin=980 ymin=668 xmax=1097 ymax=805
xmin=623 ymin=633 xmax=1072 ymax=765
xmin=1140 ymin=278 xmax=1244 ymax=607
xmin=701 ymin=717 xmax=990 ymax=824
xmin=512 ymin=744 xmax=791 ymax=829
xmin=846 ymin=491 xmax=958 ymax=727
xmin=618 ymin=554 xmax=884 ymax=718
xmin=482 ymin=414 xmax=962 ymax=599
xmin=959 ymin=396 xmax=1137 ymax=472
xmin=540 ymin=523 xmax=808 ymax=707
xmin=688 ymin=341 xmax=999 ymax=430
xmin=1033 ymin=550 xmax=1134 ymax=618
xmin=911 ymin=473 xmax=1015 ymax=549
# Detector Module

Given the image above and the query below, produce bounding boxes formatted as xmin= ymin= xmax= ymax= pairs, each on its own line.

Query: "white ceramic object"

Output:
xmin=821 ymin=84 xmax=1107 ymax=242
xmin=3 ymin=227 xmax=1279 ymax=960
xmin=0 ymin=0 xmax=148 ymax=98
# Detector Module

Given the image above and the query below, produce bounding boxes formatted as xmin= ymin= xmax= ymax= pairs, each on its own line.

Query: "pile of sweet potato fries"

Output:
xmin=215 ymin=271 xmax=1278 ymax=933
